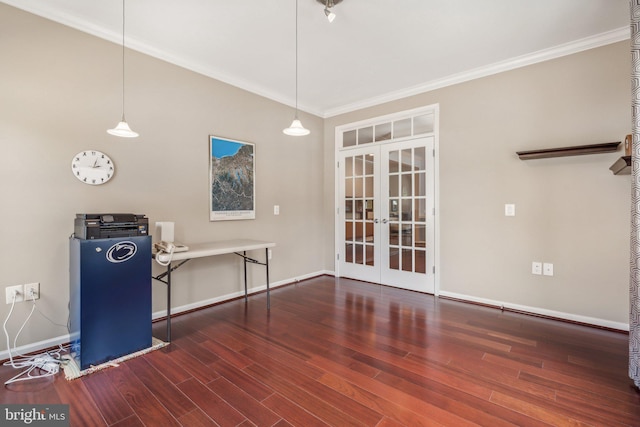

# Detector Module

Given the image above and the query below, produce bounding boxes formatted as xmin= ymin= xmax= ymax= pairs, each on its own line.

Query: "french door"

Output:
xmin=338 ymin=136 xmax=435 ymax=293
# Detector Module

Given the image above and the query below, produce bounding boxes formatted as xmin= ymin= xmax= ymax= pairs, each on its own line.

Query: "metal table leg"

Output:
xmin=166 ymin=263 xmax=171 ymax=342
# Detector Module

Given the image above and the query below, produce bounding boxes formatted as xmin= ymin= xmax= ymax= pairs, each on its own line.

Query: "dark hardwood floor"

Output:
xmin=2 ymin=276 xmax=639 ymax=426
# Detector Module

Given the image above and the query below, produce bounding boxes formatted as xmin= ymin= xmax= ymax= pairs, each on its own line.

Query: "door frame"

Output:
xmin=334 ymin=104 xmax=440 ymax=295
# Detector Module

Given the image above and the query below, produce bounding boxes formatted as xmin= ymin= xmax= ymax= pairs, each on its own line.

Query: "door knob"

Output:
xmin=382 ymin=219 xmax=388 ymax=224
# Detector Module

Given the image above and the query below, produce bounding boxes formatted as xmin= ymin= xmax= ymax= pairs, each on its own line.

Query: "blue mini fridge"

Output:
xmin=70 ymin=236 xmax=152 ymax=370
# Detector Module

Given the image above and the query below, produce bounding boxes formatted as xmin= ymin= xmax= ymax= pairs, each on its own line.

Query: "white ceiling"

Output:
xmin=2 ymin=0 xmax=630 ymax=117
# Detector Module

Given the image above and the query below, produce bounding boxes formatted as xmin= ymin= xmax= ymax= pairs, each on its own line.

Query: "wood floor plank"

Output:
xmin=490 ymin=390 xmax=588 ymax=426
xmin=110 ymin=414 xmax=145 ymax=427
xmin=164 ymin=346 xmax=221 ymax=384
xmin=81 ymin=370 xmax=134 ymax=425
xmin=125 ymin=356 xmax=195 ymax=419
xmin=206 ymin=376 xmax=282 ymax=426
xmin=177 ymin=377 xmax=246 ymax=427
xmin=53 ymin=374 xmax=107 ymax=426
xmin=245 ymin=362 xmax=370 ymax=427
xmin=318 ymin=371 xmax=452 ymax=427
xmin=210 ymin=358 xmax=275 ymax=401
xmin=262 ymin=393 xmax=329 ymax=427
xmin=142 ymin=347 xmax=193 ymax=385
xmin=306 ymin=354 xmax=480 ymax=427
xmin=102 ymin=363 xmax=181 ymax=427
xmin=176 ymin=409 xmax=217 ymax=427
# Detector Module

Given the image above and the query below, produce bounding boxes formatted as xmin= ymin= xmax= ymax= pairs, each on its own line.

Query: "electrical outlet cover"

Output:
xmin=532 ymin=262 xmax=542 ymax=275
xmin=24 ymin=282 xmax=40 ymax=300
xmin=5 ymin=285 xmax=23 ymax=304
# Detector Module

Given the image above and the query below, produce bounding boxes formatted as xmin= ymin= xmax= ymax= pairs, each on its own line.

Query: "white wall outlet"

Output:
xmin=5 ymin=285 xmax=23 ymax=304
xmin=24 ymin=282 xmax=40 ymax=300
xmin=543 ymin=263 xmax=554 ymax=276
xmin=532 ymin=262 xmax=542 ymax=275
xmin=274 ymin=205 xmax=280 ymax=215
xmin=505 ymin=204 xmax=515 ymax=217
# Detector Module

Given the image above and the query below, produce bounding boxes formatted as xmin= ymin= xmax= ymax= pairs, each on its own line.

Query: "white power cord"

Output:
xmin=3 ymin=291 xmax=69 ymax=384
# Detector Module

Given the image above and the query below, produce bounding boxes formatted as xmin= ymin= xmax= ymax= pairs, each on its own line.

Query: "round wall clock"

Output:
xmin=71 ymin=150 xmax=115 ymax=185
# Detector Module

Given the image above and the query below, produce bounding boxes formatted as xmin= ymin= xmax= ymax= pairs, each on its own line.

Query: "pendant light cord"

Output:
xmin=294 ymin=0 xmax=299 ymax=116
xmin=120 ymin=0 xmax=126 ymax=120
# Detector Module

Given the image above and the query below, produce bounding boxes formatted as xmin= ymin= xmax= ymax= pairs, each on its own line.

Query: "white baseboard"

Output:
xmin=0 ymin=271 xmax=332 ymax=360
xmin=0 ymin=334 xmax=71 ymax=362
xmin=438 ymin=291 xmax=629 ymax=332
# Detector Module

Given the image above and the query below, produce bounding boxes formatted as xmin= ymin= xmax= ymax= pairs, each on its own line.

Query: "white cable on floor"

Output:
xmin=3 ymin=292 xmax=68 ymax=384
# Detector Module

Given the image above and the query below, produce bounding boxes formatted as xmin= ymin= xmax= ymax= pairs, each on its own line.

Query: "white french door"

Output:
xmin=338 ymin=136 xmax=435 ymax=293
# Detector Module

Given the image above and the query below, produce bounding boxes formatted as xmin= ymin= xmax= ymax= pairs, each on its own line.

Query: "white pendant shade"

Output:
xmin=324 ymin=8 xmax=336 ymax=22
xmin=107 ymin=120 xmax=139 ymax=138
xmin=283 ymin=118 xmax=310 ymax=136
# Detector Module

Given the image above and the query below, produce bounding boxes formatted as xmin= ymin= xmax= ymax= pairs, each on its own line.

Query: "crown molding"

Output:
xmin=323 ymin=26 xmax=630 ymax=118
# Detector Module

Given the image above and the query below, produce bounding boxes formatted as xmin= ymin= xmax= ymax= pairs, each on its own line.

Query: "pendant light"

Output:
xmin=108 ymin=0 xmax=139 ymax=138
xmin=283 ymin=0 xmax=310 ymax=136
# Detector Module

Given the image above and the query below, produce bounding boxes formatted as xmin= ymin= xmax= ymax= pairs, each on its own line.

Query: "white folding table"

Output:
xmin=152 ymin=239 xmax=275 ymax=342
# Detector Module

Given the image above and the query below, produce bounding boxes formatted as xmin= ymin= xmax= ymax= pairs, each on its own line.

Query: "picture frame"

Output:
xmin=209 ymin=135 xmax=255 ymax=221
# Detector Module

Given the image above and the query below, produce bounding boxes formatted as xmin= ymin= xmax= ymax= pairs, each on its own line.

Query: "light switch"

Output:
xmin=505 ymin=204 xmax=515 ymax=217
xmin=274 ymin=205 xmax=280 ymax=215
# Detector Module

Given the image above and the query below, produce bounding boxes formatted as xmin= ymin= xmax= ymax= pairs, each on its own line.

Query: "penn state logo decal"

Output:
xmin=106 ymin=241 xmax=138 ymax=263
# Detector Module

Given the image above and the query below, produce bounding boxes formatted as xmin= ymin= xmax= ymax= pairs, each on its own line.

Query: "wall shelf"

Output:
xmin=516 ymin=141 xmax=620 ymax=160
xmin=609 ymin=156 xmax=631 ymax=175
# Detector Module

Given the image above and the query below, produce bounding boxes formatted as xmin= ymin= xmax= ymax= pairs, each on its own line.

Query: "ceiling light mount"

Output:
xmin=316 ymin=0 xmax=343 ymax=23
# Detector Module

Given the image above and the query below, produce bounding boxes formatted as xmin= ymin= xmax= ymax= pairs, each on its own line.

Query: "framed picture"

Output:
xmin=209 ymin=135 xmax=255 ymax=221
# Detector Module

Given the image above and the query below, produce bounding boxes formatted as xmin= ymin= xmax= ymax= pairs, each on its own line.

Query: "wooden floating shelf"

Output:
xmin=609 ymin=155 xmax=631 ymax=175
xmin=516 ymin=141 xmax=620 ymax=160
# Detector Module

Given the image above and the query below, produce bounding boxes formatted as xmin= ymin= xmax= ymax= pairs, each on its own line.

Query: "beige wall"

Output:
xmin=0 ymin=4 xmax=325 ymax=352
xmin=324 ymin=41 xmax=632 ymax=327
xmin=0 ymin=4 xmax=632 ymax=354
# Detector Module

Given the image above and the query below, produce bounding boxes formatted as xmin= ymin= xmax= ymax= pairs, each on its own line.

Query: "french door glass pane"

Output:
xmin=355 ymin=244 xmax=364 ymax=264
xmin=358 ymin=127 xmax=373 ymax=145
xmin=402 ymin=248 xmax=413 ymax=272
xmin=375 ymin=123 xmax=392 ymax=142
xmin=401 ymin=149 xmax=412 ymax=172
xmin=394 ymin=119 xmax=411 ymax=138
xmin=389 ymin=150 xmax=399 ymax=173
xmin=415 ymin=225 xmax=426 ymax=247
xmin=366 ymin=245 xmax=374 ymax=266
xmin=401 ymin=199 xmax=412 ymax=221
xmin=414 ymin=114 xmax=434 ymax=135
xmin=344 ymin=130 xmax=357 ymax=147
xmin=415 ymin=199 xmax=426 ymax=221
xmin=365 ymin=156 xmax=374 ymax=174
xmin=389 ymin=176 xmax=399 ymax=197
xmin=389 ymin=223 xmax=399 ymax=246
xmin=365 ymin=177 xmax=374 ymax=198
xmin=415 ymin=250 xmax=426 ymax=273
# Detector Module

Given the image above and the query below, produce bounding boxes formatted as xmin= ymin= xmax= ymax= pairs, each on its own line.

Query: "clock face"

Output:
xmin=71 ymin=150 xmax=115 ymax=185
